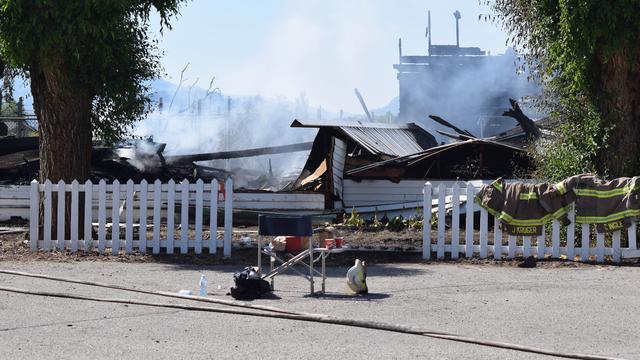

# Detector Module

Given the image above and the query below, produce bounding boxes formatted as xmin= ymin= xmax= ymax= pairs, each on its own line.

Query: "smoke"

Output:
xmin=133 ymin=85 xmax=322 ymax=180
xmin=398 ymin=48 xmax=542 ymax=141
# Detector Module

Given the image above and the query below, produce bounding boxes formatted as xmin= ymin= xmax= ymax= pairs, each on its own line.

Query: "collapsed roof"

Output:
xmin=345 ymin=138 xmax=531 ymax=180
xmin=287 ymin=119 xmax=438 ymax=192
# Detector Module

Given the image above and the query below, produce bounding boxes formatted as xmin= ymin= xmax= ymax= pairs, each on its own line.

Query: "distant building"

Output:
xmin=394 ymin=10 xmax=539 ymax=139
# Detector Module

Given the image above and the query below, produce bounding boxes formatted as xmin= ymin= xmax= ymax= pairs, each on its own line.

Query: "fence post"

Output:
xmin=437 ymin=183 xmax=446 ymax=259
xmin=612 ymin=230 xmax=621 ymax=263
xmin=84 ymin=180 xmax=93 ymax=252
xmin=628 ymin=222 xmax=637 ymax=256
xmin=493 ymin=217 xmax=502 ymax=259
xmin=195 ymin=179 xmax=204 ymax=254
xmin=581 ymin=223 xmax=590 ymax=262
xmin=210 ymin=179 xmax=219 ymax=255
xmin=566 ymin=207 xmax=575 ymax=260
xmin=508 ymin=235 xmax=516 ymax=259
xmin=180 ymin=179 xmax=189 ymax=254
xmin=98 ymin=180 xmax=106 ymax=254
xmin=139 ymin=179 xmax=148 ymax=254
xmin=125 ymin=179 xmax=134 ymax=254
xmin=29 ymin=180 xmax=39 ymax=251
xmin=152 ymin=179 xmax=161 ymax=254
xmin=596 ymin=232 xmax=605 ymax=263
xmin=111 ymin=180 xmax=121 ymax=255
xmin=422 ymin=182 xmax=432 ymax=260
xmin=551 ymin=220 xmax=560 ymax=258
xmin=43 ymin=180 xmax=52 ymax=251
xmin=523 ymin=236 xmax=531 ymax=257
xmin=57 ymin=180 xmax=65 ymax=251
xmin=479 ymin=207 xmax=488 ymax=259
xmin=224 ymin=177 xmax=233 ymax=258
xmin=71 ymin=180 xmax=79 ymax=253
xmin=465 ymin=183 xmax=474 ymax=258
xmin=537 ymin=224 xmax=545 ymax=259
xmin=166 ymin=179 xmax=175 ymax=254
xmin=451 ymin=183 xmax=460 ymax=260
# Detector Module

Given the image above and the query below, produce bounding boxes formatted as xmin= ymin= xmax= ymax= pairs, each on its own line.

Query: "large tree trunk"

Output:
xmin=595 ymin=47 xmax=640 ymax=177
xmin=30 ymin=64 xmax=93 ymax=183
xmin=30 ymin=63 xmax=93 ymax=242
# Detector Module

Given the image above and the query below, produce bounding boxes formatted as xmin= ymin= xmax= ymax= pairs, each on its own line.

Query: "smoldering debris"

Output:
xmin=0 ymin=136 xmax=310 ymax=189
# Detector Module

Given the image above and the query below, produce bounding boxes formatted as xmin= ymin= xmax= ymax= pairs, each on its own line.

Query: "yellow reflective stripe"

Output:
xmin=575 ymin=209 xmax=640 ymax=223
xmin=499 ymin=212 xmax=548 ymax=225
xmin=498 ymin=205 xmax=571 ymax=226
xmin=491 ymin=181 xmax=504 ymax=192
xmin=575 ymin=183 xmax=640 ymax=198
xmin=555 ymin=182 xmax=567 ymax=195
xmin=575 ymin=189 xmax=627 ymax=198
xmin=518 ymin=192 xmax=538 ymax=200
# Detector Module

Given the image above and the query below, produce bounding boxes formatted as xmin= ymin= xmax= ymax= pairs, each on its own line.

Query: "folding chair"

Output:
xmin=257 ymin=214 xmax=325 ymax=294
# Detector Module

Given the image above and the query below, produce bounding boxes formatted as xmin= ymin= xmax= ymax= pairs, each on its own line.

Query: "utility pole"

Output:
xmin=454 ymin=10 xmax=461 ymax=48
xmin=427 ymin=10 xmax=432 ymax=55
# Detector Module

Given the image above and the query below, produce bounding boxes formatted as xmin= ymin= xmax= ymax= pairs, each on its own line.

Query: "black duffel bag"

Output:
xmin=230 ymin=267 xmax=272 ymax=300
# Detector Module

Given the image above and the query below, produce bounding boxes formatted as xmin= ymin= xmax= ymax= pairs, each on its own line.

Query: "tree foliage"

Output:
xmin=530 ymin=91 xmax=609 ymax=181
xmin=490 ymin=0 xmax=640 ymax=94
xmin=489 ymin=0 xmax=640 ymax=177
xmin=0 ymin=0 xmax=185 ymax=143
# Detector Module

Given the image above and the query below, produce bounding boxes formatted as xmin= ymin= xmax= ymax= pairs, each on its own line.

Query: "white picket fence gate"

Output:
xmin=29 ymin=178 xmax=234 ymax=257
xmin=422 ymin=182 xmax=640 ymax=263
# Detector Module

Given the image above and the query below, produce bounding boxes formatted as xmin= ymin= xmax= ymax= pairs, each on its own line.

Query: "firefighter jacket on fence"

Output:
xmin=557 ymin=174 xmax=640 ymax=233
xmin=475 ymin=179 xmax=573 ymax=236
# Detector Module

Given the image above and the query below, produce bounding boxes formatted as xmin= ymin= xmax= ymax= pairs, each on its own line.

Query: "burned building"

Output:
xmin=395 ymin=10 xmax=539 ymax=138
xmin=287 ymin=119 xmax=437 ymax=205
xmin=283 ymin=118 xmax=533 ymax=219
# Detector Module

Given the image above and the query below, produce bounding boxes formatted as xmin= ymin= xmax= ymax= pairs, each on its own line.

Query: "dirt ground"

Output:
xmin=1 ymin=224 xmax=626 ymax=269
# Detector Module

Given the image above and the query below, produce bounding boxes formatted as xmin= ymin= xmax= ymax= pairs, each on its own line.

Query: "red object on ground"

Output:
xmin=323 ymin=239 xmax=335 ymax=249
xmin=335 ymin=237 xmax=343 ymax=248
xmin=284 ymin=236 xmax=303 ymax=252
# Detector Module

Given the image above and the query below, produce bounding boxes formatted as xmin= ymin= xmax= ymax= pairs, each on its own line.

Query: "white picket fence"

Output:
xmin=422 ymin=182 xmax=640 ymax=263
xmin=29 ymin=178 xmax=234 ymax=256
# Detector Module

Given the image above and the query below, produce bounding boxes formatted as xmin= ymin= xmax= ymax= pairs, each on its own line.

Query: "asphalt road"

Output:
xmin=0 ymin=261 xmax=638 ymax=359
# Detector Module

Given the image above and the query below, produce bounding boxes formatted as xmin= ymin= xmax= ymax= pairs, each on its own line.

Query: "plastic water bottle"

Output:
xmin=199 ymin=274 xmax=207 ymax=296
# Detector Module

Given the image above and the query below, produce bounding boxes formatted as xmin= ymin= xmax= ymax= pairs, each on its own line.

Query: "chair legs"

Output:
xmin=257 ymin=235 xmax=263 ymax=275
xmin=270 ymin=253 xmax=275 ymax=290
xmin=309 ymin=236 xmax=314 ymax=294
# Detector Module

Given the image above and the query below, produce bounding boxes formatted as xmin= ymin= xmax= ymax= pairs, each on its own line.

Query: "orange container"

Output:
xmin=335 ymin=237 xmax=343 ymax=248
xmin=323 ymin=238 xmax=335 ymax=249
xmin=284 ymin=236 xmax=303 ymax=252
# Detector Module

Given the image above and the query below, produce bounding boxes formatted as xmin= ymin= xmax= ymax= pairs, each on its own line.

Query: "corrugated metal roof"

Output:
xmin=290 ymin=119 xmax=436 ymax=157
xmin=339 ymin=126 xmax=425 ymax=156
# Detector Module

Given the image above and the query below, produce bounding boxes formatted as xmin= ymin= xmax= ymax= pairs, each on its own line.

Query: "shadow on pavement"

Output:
xmin=306 ymin=292 xmax=391 ymax=301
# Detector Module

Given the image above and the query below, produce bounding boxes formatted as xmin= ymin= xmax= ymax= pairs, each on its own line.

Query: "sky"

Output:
xmin=151 ymin=0 xmax=509 ymax=113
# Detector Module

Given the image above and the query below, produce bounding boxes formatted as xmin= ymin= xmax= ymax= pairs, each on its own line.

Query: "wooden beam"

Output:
xmin=165 ymin=142 xmax=313 ymax=164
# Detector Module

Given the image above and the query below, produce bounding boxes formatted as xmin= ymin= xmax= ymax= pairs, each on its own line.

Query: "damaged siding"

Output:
xmin=341 ymin=179 xmax=495 ymax=217
xmin=332 ymin=137 xmax=346 ymax=199
xmin=343 ymin=179 xmax=426 ymax=207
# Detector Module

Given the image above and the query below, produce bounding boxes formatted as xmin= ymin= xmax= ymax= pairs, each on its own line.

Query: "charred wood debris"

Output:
xmin=0 ymin=126 xmax=312 ymax=189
